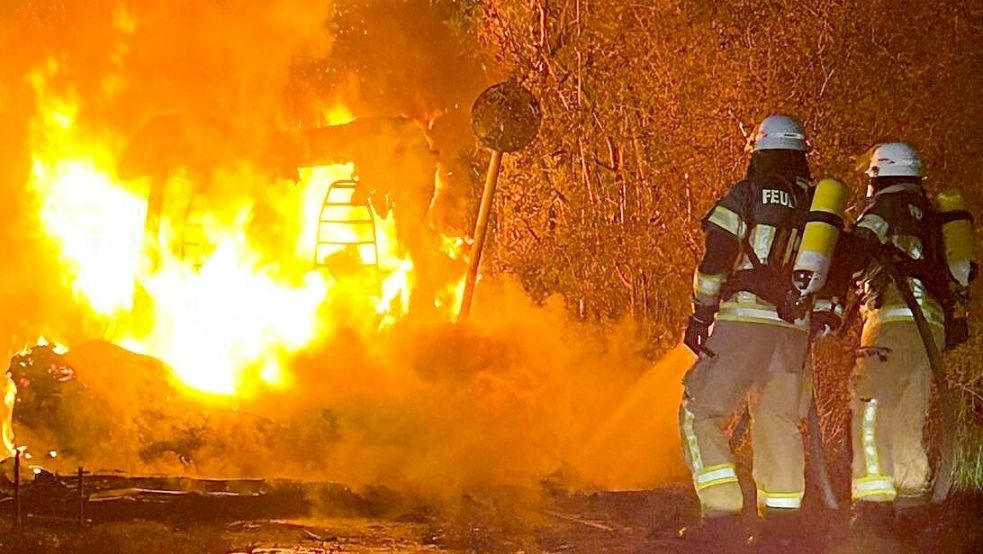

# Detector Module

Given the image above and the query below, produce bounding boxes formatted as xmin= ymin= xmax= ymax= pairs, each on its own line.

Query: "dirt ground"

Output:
xmin=2 ymin=486 xmax=983 ymax=553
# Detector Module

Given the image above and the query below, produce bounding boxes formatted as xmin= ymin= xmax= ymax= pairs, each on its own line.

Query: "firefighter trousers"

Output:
xmin=679 ymin=320 xmax=810 ymax=517
xmin=850 ymin=321 xmax=943 ymax=503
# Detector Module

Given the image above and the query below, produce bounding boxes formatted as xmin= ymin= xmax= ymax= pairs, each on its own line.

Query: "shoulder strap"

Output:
xmin=938 ymin=209 xmax=975 ymax=224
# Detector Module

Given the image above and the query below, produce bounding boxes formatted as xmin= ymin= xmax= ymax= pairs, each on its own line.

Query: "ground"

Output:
xmin=2 ymin=485 xmax=983 ymax=553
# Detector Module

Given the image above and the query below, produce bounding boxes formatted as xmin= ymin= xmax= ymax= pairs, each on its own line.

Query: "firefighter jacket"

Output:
xmin=693 ymin=173 xmax=818 ymax=329
xmin=853 ymin=183 xmax=948 ymax=331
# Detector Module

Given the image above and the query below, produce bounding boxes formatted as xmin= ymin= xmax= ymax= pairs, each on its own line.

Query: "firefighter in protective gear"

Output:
xmin=844 ymin=142 xmax=974 ymax=512
xmin=678 ymin=115 xmax=845 ymax=538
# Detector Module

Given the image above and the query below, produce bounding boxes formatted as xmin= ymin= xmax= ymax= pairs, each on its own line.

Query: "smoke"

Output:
xmin=285 ymin=277 xmax=690 ymax=493
xmin=18 ymin=277 xmax=688 ymax=497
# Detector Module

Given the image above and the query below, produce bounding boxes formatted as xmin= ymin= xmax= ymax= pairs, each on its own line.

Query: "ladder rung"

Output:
xmin=315 ymin=260 xmax=377 ymax=266
xmin=318 ymin=240 xmax=378 ymax=245
xmin=314 ymin=262 xmax=375 ymax=272
xmin=316 ymin=265 xmax=379 ymax=271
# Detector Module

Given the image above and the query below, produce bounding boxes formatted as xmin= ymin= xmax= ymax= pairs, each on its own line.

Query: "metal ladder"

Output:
xmin=180 ymin=192 xmax=210 ymax=271
xmin=314 ymin=180 xmax=381 ymax=296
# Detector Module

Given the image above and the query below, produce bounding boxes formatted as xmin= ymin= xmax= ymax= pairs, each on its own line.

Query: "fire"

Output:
xmin=435 ymin=234 xmax=468 ymax=312
xmin=374 ymin=215 xmax=413 ymax=322
xmin=297 ymin=165 xmax=418 ymax=324
xmin=324 ymin=102 xmax=356 ymax=126
xmin=33 ymin=336 xmax=69 ymax=355
xmin=121 ymin=233 xmax=331 ymax=395
xmin=1 ymin=373 xmax=16 ymax=458
xmin=32 ymin=159 xmax=148 ymax=316
xmin=22 ymin=65 xmax=467 ymax=398
xmin=28 ymin=68 xmax=147 ymax=318
xmin=297 ymin=163 xmax=359 ymax=261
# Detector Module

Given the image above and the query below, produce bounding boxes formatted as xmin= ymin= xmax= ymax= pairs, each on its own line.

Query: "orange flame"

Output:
xmin=0 ymin=373 xmax=16 ymax=459
xmin=28 ymin=66 xmax=147 ymax=317
xmin=25 ymin=64 xmax=466 ymax=398
xmin=324 ymin=102 xmax=356 ymax=126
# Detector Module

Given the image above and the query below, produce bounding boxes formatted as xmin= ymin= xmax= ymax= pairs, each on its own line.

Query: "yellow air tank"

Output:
xmin=935 ymin=188 xmax=974 ymax=287
xmin=793 ymin=178 xmax=850 ymax=294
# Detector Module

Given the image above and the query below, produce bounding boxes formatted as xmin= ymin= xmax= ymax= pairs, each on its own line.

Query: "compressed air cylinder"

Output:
xmin=935 ymin=188 xmax=974 ymax=287
xmin=793 ymin=178 xmax=850 ymax=294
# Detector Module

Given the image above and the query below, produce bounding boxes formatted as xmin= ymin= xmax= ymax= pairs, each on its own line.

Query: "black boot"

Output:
xmin=847 ymin=500 xmax=904 ymax=550
xmin=677 ymin=513 xmax=749 ymax=548
xmin=750 ymin=509 xmax=826 ymax=553
xmin=851 ymin=501 xmax=895 ymax=533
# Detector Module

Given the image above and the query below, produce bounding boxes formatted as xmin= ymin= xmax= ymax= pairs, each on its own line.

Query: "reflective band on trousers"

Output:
xmin=695 ymin=464 xmax=739 ymax=490
xmin=682 ymin=407 xmax=704 ymax=471
xmin=861 ymin=399 xmax=881 ymax=475
xmin=683 ymin=407 xmax=738 ymax=492
xmin=757 ymin=490 xmax=803 ymax=509
xmin=852 ymin=476 xmax=896 ymax=499
xmin=854 ymin=399 xmax=897 ymax=500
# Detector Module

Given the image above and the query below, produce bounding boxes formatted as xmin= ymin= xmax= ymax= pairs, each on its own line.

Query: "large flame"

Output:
xmin=0 ymin=373 xmax=16 ymax=458
xmin=28 ymin=67 xmax=148 ymax=317
xmin=121 ymin=235 xmax=332 ymax=395
xmin=24 ymin=63 xmax=466 ymax=399
xmin=33 ymin=160 xmax=148 ymax=316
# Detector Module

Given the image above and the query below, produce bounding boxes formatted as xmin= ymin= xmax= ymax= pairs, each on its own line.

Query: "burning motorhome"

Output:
xmin=21 ymin=70 xmax=471 ymax=393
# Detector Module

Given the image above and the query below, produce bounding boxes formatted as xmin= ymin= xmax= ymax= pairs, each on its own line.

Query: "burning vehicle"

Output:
xmin=1 ymin=94 xmax=472 ymax=472
xmin=0 ymin=0 xmax=491 ymax=482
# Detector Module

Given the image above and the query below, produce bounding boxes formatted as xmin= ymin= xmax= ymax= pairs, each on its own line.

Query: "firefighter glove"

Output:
xmin=684 ymin=304 xmax=716 ymax=356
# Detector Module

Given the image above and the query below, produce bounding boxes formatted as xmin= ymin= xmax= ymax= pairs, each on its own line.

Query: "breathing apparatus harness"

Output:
xmin=854 ymin=193 xmax=974 ymax=349
xmin=721 ymin=177 xmax=848 ymax=324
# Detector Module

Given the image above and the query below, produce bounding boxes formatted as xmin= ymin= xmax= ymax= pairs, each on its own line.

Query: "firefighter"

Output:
xmin=678 ymin=114 xmax=846 ymax=543
xmin=845 ymin=142 xmax=974 ymax=528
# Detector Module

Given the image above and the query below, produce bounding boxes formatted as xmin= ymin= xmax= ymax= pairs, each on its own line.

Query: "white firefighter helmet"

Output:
xmin=750 ymin=114 xmax=809 ymax=152
xmin=865 ymin=142 xmax=924 ymax=178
